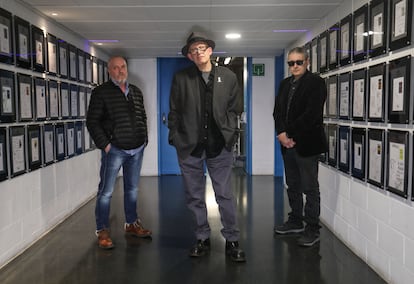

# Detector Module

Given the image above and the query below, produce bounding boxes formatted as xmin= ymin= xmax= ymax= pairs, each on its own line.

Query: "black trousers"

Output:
xmin=282 ymin=148 xmax=321 ymax=231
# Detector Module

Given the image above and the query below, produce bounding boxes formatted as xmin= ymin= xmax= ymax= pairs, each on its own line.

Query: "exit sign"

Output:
xmin=253 ymin=64 xmax=265 ymax=76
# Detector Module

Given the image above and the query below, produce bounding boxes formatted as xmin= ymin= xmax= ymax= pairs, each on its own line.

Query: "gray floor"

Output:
xmin=0 ymin=171 xmax=386 ymax=284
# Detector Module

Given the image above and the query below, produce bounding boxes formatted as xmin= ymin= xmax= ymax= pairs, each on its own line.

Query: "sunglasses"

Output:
xmin=287 ymin=60 xmax=304 ymax=67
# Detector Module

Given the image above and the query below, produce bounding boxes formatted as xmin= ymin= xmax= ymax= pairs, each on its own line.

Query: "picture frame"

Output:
xmin=386 ymin=130 xmax=408 ymax=198
xmin=66 ymin=122 xmax=75 ymax=158
xmin=304 ymin=41 xmax=312 ymax=72
xmin=9 ymin=125 xmax=26 ymax=177
xmin=327 ymin=75 xmax=338 ymax=118
xmin=319 ymin=123 xmax=328 ymax=163
xmin=339 ymin=72 xmax=351 ymax=120
xmin=68 ymin=44 xmax=78 ymax=81
xmin=27 ymin=124 xmax=41 ymax=171
xmin=351 ymin=68 xmax=367 ymax=121
xmin=0 ymin=127 xmax=8 ymax=181
xmin=103 ymin=62 xmax=108 ymax=82
xmin=98 ymin=59 xmax=104 ymax=85
xmin=14 ymin=16 xmax=30 ymax=69
xmin=48 ymin=80 xmax=59 ymax=120
xmin=338 ymin=126 xmax=350 ymax=173
xmin=58 ymin=38 xmax=68 ymax=78
xmin=60 ymin=82 xmax=70 ymax=119
xmin=75 ymin=121 xmax=84 ymax=155
xmin=389 ymin=0 xmax=412 ymax=51
xmin=55 ymin=123 xmax=65 ymax=161
xmin=42 ymin=123 xmax=54 ymax=166
xmin=351 ymin=127 xmax=366 ymax=180
xmin=353 ymin=4 xmax=369 ymax=62
xmin=318 ymin=30 xmax=328 ymax=73
xmin=92 ymin=56 xmax=98 ymax=85
xmin=31 ymin=25 xmax=45 ymax=73
xmin=368 ymin=63 xmax=386 ymax=122
xmin=310 ymin=37 xmax=319 ymax=74
xmin=328 ymin=23 xmax=339 ymax=70
xmin=78 ymin=86 xmax=86 ymax=118
xmin=17 ymin=73 xmax=33 ymax=121
xmin=388 ymin=56 xmax=411 ymax=123
xmin=33 ymin=77 xmax=47 ymax=121
xmin=0 ymin=8 xmax=14 ymax=65
xmin=327 ymin=124 xmax=338 ymax=168
xmin=85 ymin=52 xmax=92 ymax=84
xmin=77 ymin=49 xmax=85 ymax=83
xmin=370 ymin=0 xmax=388 ymax=57
xmin=0 ymin=69 xmax=16 ymax=123
xmin=70 ymin=84 xmax=78 ymax=119
xmin=339 ymin=13 xmax=353 ymax=66
xmin=367 ymin=128 xmax=385 ymax=188
xmin=46 ymin=33 xmax=58 ymax=75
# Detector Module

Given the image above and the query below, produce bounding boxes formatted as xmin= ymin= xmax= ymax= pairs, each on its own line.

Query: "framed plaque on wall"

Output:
xmin=0 ymin=127 xmax=8 ymax=181
xmin=386 ymin=130 xmax=408 ymax=198
xmin=389 ymin=0 xmax=412 ymax=51
xmin=27 ymin=124 xmax=41 ymax=171
xmin=9 ymin=126 xmax=26 ymax=177
xmin=0 ymin=8 xmax=14 ymax=65
xmin=339 ymin=13 xmax=353 ymax=66
xmin=14 ymin=16 xmax=30 ymax=69
xmin=17 ymin=73 xmax=33 ymax=121
xmin=388 ymin=56 xmax=411 ymax=124
xmin=34 ymin=77 xmax=47 ymax=121
xmin=338 ymin=126 xmax=350 ymax=173
xmin=368 ymin=63 xmax=386 ymax=122
xmin=370 ymin=0 xmax=388 ymax=57
xmin=367 ymin=128 xmax=385 ymax=188
xmin=31 ymin=25 xmax=45 ymax=73
xmin=0 ymin=69 xmax=16 ymax=123
xmin=351 ymin=127 xmax=366 ymax=180
xmin=46 ymin=33 xmax=58 ymax=75
xmin=58 ymin=39 xmax=68 ymax=79
xmin=43 ymin=123 xmax=54 ymax=166
xmin=353 ymin=4 xmax=369 ymax=62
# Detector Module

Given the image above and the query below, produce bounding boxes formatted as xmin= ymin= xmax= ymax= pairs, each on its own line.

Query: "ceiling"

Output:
xmin=20 ymin=0 xmax=343 ymax=59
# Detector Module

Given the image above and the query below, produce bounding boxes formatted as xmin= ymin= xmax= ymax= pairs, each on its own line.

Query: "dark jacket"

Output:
xmin=86 ymin=80 xmax=147 ymax=150
xmin=168 ymin=64 xmax=242 ymax=158
xmin=273 ymin=70 xmax=328 ymax=157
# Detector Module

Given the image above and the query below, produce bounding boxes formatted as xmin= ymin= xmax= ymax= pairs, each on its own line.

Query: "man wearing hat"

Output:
xmin=168 ymin=31 xmax=246 ymax=262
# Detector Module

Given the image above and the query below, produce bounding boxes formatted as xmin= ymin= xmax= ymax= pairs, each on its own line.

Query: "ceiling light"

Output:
xmin=51 ymin=13 xmax=58 ymax=16
xmin=88 ymin=39 xmax=119 ymax=43
xmin=225 ymin=33 xmax=241 ymax=39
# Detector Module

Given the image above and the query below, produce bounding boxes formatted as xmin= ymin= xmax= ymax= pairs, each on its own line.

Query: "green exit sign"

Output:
xmin=252 ymin=64 xmax=265 ymax=76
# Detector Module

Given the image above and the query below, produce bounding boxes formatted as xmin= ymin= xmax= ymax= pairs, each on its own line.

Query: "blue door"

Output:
xmin=158 ymin=58 xmax=193 ymax=175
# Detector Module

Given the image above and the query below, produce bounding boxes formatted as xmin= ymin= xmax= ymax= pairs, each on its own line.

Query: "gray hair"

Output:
xmin=287 ymin=47 xmax=309 ymax=60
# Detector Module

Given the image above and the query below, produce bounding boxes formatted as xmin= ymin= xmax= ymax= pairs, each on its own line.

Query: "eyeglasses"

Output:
xmin=189 ymin=45 xmax=209 ymax=55
xmin=287 ymin=60 xmax=304 ymax=67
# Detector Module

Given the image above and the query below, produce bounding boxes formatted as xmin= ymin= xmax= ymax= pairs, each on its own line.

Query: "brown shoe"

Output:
xmin=96 ymin=229 xmax=114 ymax=249
xmin=125 ymin=219 xmax=152 ymax=238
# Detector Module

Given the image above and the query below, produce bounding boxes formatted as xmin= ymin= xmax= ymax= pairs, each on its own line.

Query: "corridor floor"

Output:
xmin=0 ymin=172 xmax=386 ymax=284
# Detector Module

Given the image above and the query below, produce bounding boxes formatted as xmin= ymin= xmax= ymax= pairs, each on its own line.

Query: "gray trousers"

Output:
xmin=178 ymin=148 xmax=240 ymax=242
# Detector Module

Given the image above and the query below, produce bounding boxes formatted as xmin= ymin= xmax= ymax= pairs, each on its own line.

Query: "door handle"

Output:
xmin=162 ymin=113 xmax=167 ymax=125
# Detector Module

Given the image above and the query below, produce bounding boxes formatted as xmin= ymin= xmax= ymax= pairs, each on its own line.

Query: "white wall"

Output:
xmin=0 ymin=0 xmax=103 ymax=268
xmin=251 ymin=58 xmax=275 ymax=175
xmin=128 ymin=59 xmax=158 ymax=176
xmin=289 ymin=0 xmax=414 ymax=282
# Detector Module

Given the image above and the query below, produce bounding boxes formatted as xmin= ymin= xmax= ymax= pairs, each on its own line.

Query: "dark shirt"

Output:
xmin=191 ymin=68 xmax=225 ymax=158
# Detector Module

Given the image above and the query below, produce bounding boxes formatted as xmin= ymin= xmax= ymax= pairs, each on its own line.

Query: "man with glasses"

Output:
xmin=168 ymin=31 xmax=246 ymax=262
xmin=273 ymin=47 xmax=327 ymax=247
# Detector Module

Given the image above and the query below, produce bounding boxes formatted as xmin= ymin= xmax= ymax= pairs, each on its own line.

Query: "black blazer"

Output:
xmin=273 ymin=71 xmax=328 ymax=157
xmin=168 ymin=65 xmax=242 ymax=159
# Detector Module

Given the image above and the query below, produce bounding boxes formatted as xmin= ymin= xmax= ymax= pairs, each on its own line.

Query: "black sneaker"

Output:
xmin=274 ymin=221 xmax=304 ymax=234
xmin=297 ymin=230 xmax=320 ymax=247
xmin=189 ymin=239 xmax=210 ymax=257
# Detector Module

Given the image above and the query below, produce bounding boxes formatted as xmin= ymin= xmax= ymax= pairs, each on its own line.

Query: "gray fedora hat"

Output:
xmin=181 ymin=31 xmax=215 ymax=56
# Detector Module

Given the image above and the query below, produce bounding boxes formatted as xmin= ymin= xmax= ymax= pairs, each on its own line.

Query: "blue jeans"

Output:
xmin=95 ymin=144 xmax=144 ymax=231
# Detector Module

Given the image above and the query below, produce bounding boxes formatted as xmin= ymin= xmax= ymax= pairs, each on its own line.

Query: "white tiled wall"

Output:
xmin=0 ymin=151 xmax=100 ymax=268
xmin=320 ymin=165 xmax=414 ymax=283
